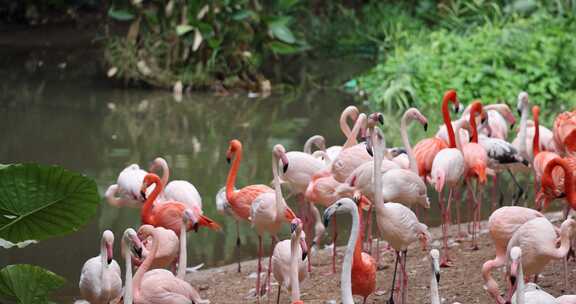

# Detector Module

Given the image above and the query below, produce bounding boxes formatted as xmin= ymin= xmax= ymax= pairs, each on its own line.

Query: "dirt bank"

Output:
xmin=186 ymin=211 xmax=572 ymax=303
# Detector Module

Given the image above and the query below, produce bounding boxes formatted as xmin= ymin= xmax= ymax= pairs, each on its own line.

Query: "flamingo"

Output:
xmin=134 ymin=225 xmax=179 ymax=270
xmin=430 ymin=89 xmax=464 ymax=267
xmin=271 ymin=218 xmax=309 ymax=304
xmin=480 ymin=104 xmax=516 ymax=140
xmin=460 ymin=101 xmax=489 ymax=249
xmin=249 ymin=144 xmax=297 ymax=299
xmin=506 ymin=217 xmax=575 ymax=291
xmin=350 ymin=194 xmax=376 ymax=304
xmin=120 ymin=228 xmax=143 ymax=304
xmin=129 ymin=225 xmax=208 ymax=304
xmin=413 ymin=90 xmax=461 ymax=181
xmin=372 ymin=126 xmax=430 ymax=304
xmin=140 ymin=173 xmax=221 ymax=234
xmin=553 ymin=110 xmax=576 ymax=156
xmin=508 ymin=246 xmax=575 ymax=304
xmin=429 ymin=249 xmax=441 ymax=304
xmin=215 ymin=186 xmax=243 ymax=273
xmin=540 ymin=157 xmax=576 ymax=211
xmin=330 ymin=113 xmax=371 ymax=182
xmin=79 ymin=230 xmax=122 ymax=304
xmin=481 ymin=206 xmax=544 ymax=304
xmin=105 ymin=164 xmax=147 ymax=208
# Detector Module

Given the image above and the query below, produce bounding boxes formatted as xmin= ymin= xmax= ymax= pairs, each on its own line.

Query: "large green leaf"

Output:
xmin=0 ymin=264 xmax=65 ymax=304
xmin=0 ymin=164 xmax=99 ymax=243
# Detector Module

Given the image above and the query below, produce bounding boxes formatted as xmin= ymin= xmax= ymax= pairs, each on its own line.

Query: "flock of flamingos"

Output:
xmin=77 ymin=90 xmax=576 ymax=304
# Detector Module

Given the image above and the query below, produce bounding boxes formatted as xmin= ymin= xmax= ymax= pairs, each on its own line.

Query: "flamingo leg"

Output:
xmin=468 ymin=181 xmax=480 ymax=250
xmin=265 ymin=236 xmax=277 ymax=298
xmin=401 ymin=250 xmax=408 ymax=304
xmin=256 ymin=235 xmax=263 ymax=302
xmin=388 ymin=251 xmax=400 ymax=304
xmin=441 ymin=188 xmax=454 ymax=267
xmin=332 ymin=216 xmax=338 ymax=274
xmin=236 ymin=220 xmax=242 ymax=273
xmin=276 ymin=284 xmax=281 ymax=304
xmin=507 ymin=169 xmax=524 ymax=205
xmin=491 ymin=174 xmax=498 ymax=212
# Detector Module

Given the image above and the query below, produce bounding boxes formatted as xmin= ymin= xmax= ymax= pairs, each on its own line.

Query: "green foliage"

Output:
xmin=105 ymin=0 xmax=308 ymax=89
xmin=358 ymin=13 xmax=576 ymax=111
xmin=0 ymin=264 xmax=66 ymax=304
xmin=0 ymin=163 xmax=99 ymax=243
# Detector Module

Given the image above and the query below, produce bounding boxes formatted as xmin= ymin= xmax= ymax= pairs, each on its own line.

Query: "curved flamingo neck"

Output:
xmin=153 ymin=158 xmax=170 ymax=188
xmin=226 ymin=145 xmax=242 ymax=203
xmin=133 ymin=229 xmax=160 ymax=299
xmin=532 ymin=107 xmax=540 ymax=157
xmin=177 ymin=219 xmax=187 ymax=279
xmin=556 ymin=220 xmax=574 ymax=258
xmin=400 ymin=109 xmax=418 ymax=174
xmin=340 ymin=106 xmax=359 ymax=140
xmin=290 ymin=229 xmax=302 ymax=302
xmin=353 ymin=200 xmax=364 ymax=263
xmin=442 ymin=93 xmax=457 ymax=148
xmin=141 ymin=175 xmax=162 ymax=224
xmin=341 ymin=202 xmax=359 ymax=304
xmin=123 ymin=240 xmax=133 ymax=304
xmin=544 ymin=158 xmax=574 ymax=206
xmin=516 ymin=256 xmax=525 ymax=304
xmin=343 ymin=114 xmax=367 ymax=149
xmin=99 ymin=237 xmax=108 ymax=281
xmin=430 ymin=262 xmax=440 ymax=304
xmin=272 ymin=155 xmax=285 ymax=217
xmin=373 ymin=127 xmax=384 ymax=205
xmin=469 ymin=104 xmax=481 ymax=143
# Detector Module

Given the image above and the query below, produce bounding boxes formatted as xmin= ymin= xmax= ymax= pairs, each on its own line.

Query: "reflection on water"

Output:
xmin=0 ymin=63 xmax=533 ymax=301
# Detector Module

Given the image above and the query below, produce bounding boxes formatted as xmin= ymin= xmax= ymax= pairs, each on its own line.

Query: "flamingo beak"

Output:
xmin=378 ymin=114 xmax=384 ymax=125
xmin=106 ymin=243 xmax=113 ymax=265
xmin=226 ymin=157 xmax=231 ymax=164
xmin=423 ymin=122 xmax=428 ymax=132
xmin=322 ymin=211 xmax=333 ymax=228
xmin=510 ymin=122 xmax=515 ymax=130
xmin=193 ymin=222 xmax=199 ymax=232
xmin=365 ymin=141 xmax=373 ymax=157
xmin=140 ymin=191 xmax=146 ymax=201
xmin=281 ymin=154 xmax=289 ymax=174
xmin=300 ymin=238 xmax=308 ymax=261
xmin=290 ymin=223 xmax=297 ymax=234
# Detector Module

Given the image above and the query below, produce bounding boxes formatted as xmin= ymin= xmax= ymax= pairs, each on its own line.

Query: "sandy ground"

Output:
xmin=186 ymin=211 xmax=574 ymax=304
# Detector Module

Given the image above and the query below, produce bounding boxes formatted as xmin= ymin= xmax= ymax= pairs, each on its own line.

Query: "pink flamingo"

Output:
xmin=79 ymin=230 xmax=122 ymax=304
xmin=430 ymin=90 xmax=464 ymax=267
xmin=140 ymin=173 xmax=221 ymax=235
xmin=429 ymin=249 xmax=441 ymax=304
xmin=553 ymin=110 xmax=576 ymax=156
xmin=133 ymin=225 xmax=179 ymax=270
xmin=372 ymin=126 xmax=430 ymax=304
xmin=413 ymin=90 xmax=461 ymax=179
xmin=505 ymin=217 xmax=575 ymax=303
xmin=105 ymin=164 xmax=148 ymax=208
xmin=127 ymin=225 xmax=209 ymax=304
xmin=540 ymin=157 xmax=576 ymax=211
xmin=120 ymin=228 xmax=143 ymax=304
xmin=249 ymin=144 xmax=297 ymax=299
xmin=460 ymin=101 xmax=489 ymax=249
xmin=350 ymin=195 xmax=376 ymax=304
xmin=479 ymin=104 xmax=516 ymax=140
xmin=271 ymin=218 xmax=309 ymax=304
xmin=331 ymin=113 xmax=371 ymax=182
xmin=481 ymin=206 xmax=543 ymax=304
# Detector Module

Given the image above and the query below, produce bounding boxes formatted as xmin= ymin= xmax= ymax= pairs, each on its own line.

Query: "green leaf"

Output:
xmin=107 ymin=7 xmax=135 ymax=21
xmin=269 ymin=21 xmax=296 ymax=44
xmin=268 ymin=41 xmax=300 ymax=54
xmin=0 ymin=164 xmax=99 ymax=243
xmin=176 ymin=25 xmax=194 ymax=36
xmin=232 ymin=9 xmax=257 ymax=21
xmin=0 ymin=264 xmax=65 ymax=304
xmin=277 ymin=0 xmax=300 ymax=11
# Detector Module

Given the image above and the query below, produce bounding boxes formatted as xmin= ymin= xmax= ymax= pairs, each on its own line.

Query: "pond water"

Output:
xmin=0 ymin=37 xmax=529 ymax=301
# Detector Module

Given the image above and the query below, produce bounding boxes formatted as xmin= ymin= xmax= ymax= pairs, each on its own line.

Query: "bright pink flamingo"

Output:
xmin=430 ymin=90 xmax=464 ymax=267
xmin=413 ymin=91 xmax=459 ymax=179
xmin=554 ymin=110 xmax=576 ymax=156
xmin=271 ymin=218 xmax=309 ymax=304
xmin=140 ymin=173 xmax=221 ymax=235
xmin=479 ymin=104 xmax=516 ymax=140
xmin=481 ymin=206 xmax=543 ymax=304
xmin=128 ymin=225 xmax=208 ymax=304
xmin=250 ymin=144 xmax=297 ymax=300
xmin=79 ymin=230 xmax=122 ymax=304
xmin=504 ymin=217 xmax=575 ymax=303
xmin=460 ymin=101 xmax=489 ymax=249
xmin=540 ymin=157 xmax=576 ymax=211
xmin=133 ymin=225 xmax=178 ymax=270
xmin=351 ymin=195 xmax=376 ymax=304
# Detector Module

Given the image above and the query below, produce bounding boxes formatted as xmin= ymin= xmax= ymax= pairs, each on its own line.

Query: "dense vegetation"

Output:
xmin=355 ymin=0 xmax=576 ymax=110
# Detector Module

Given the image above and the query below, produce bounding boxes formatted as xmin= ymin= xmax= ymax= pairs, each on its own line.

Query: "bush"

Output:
xmin=358 ymin=13 xmax=576 ymax=111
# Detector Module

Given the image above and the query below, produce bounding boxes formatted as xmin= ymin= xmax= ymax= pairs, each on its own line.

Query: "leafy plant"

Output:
xmin=0 ymin=264 xmax=66 ymax=304
xmin=0 ymin=163 xmax=100 ymax=243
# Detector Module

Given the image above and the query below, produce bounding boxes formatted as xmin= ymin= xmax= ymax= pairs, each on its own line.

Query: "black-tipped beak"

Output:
xmin=378 ymin=114 xmax=384 ymax=125
xmin=510 ymin=122 xmax=515 ymax=130
xmin=517 ymin=109 xmax=522 ymax=116
xmin=365 ymin=142 xmax=373 ymax=157
xmin=290 ymin=223 xmax=297 ymax=234
xmin=510 ymin=275 xmax=516 ymax=286
xmin=283 ymin=163 xmax=288 ymax=174
xmin=302 ymin=251 xmax=308 ymax=261
xmin=322 ymin=214 xmax=331 ymax=228
xmin=481 ymin=116 xmax=487 ymax=124
xmin=193 ymin=223 xmax=199 ymax=232
xmin=454 ymin=104 xmax=461 ymax=113
xmin=424 ymin=123 xmax=428 ymax=132
xmin=107 ymin=257 xmax=113 ymax=265
xmin=226 ymin=157 xmax=231 ymax=164
xmin=435 ymin=272 xmax=440 ymax=283
xmin=140 ymin=191 xmax=146 ymax=201
xmin=135 ymin=246 xmax=143 ymax=259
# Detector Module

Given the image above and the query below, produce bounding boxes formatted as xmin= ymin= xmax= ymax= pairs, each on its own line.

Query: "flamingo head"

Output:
xmin=102 ymin=230 xmax=115 ymax=265
xmin=368 ymin=112 xmax=384 ymax=128
xmin=123 ymin=228 xmax=143 ymax=259
xmin=444 ymin=90 xmax=460 ymax=113
xmin=140 ymin=173 xmax=161 ymax=200
xmin=149 ymin=157 xmax=167 ymax=173
xmin=517 ymin=91 xmax=529 ymax=116
xmin=273 ymin=144 xmax=289 ymax=173
xmin=183 ymin=209 xmax=200 ymax=232
xmin=506 ymin=246 xmax=522 ymax=304
xmin=407 ymin=108 xmax=429 ymax=131
xmin=432 ymin=171 xmax=446 ymax=193
xmin=226 ymin=139 xmax=242 ymax=164
xmin=429 ymin=249 xmax=440 ymax=283
xmin=290 ymin=218 xmax=308 ymax=260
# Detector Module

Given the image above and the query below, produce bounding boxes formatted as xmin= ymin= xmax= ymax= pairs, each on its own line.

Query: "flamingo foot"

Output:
xmin=440 ymin=256 xmax=454 ymax=268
